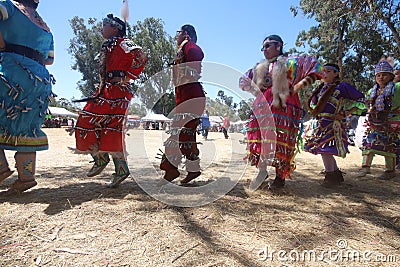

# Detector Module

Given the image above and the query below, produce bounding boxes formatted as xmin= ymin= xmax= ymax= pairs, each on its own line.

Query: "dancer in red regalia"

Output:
xmin=159 ymin=24 xmax=206 ymax=184
xmin=74 ymin=14 xmax=148 ymax=188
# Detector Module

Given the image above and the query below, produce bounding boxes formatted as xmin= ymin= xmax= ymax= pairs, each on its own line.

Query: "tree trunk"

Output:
xmin=337 ymin=19 xmax=347 ymax=80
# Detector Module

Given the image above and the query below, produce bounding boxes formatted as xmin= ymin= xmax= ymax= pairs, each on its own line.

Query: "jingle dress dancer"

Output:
xmin=74 ymin=14 xmax=148 ymax=188
xmin=304 ymin=63 xmax=365 ymax=187
xmin=159 ymin=24 xmax=206 ymax=184
xmin=0 ymin=0 xmax=55 ymax=194
xmin=357 ymin=59 xmax=400 ymax=180
xmin=239 ymin=34 xmax=323 ymax=190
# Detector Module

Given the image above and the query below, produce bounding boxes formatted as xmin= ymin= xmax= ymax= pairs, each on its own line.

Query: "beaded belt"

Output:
xmin=5 ymin=43 xmax=45 ymax=65
xmin=106 ymin=70 xmax=126 ymax=79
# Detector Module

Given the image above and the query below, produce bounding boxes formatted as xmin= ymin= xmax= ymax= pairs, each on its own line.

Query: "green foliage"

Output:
xmin=217 ymin=90 xmax=233 ymax=108
xmin=129 ymin=18 xmax=176 ymax=112
xmin=236 ymin=99 xmax=253 ymax=121
xmin=291 ymin=0 xmax=400 ymax=96
xmin=68 ymin=17 xmax=104 ymax=97
xmin=129 ymin=103 xmax=147 ymax=117
xmin=204 ymin=89 xmax=253 ymax=121
xmin=50 ymin=97 xmax=81 ymax=113
xmin=152 ymin=91 xmax=175 ymax=116
xmin=204 ymin=97 xmax=238 ymax=121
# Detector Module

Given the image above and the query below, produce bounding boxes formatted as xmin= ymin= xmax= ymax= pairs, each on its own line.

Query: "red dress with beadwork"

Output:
xmin=239 ymin=56 xmax=323 ymax=179
xmin=75 ymin=37 xmax=148 ymax=153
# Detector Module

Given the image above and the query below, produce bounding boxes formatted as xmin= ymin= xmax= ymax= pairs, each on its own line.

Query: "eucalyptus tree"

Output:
xmin=129 ymin=18 xmax=176 ymax=113
xmin=291 ymin=0 xmax=400 ymax=93
xmin=350 ymin=0 xmax=400 ymax=56
xmin=68 ymin=17 xmax=104 ymax=98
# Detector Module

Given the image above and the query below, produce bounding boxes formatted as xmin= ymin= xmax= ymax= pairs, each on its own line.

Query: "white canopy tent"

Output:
xmin=209 ymin=115 xmax=223 ymax=126
xmin=231 ymin=120 xmax=247 ymax=125
xmin=47 ymin=106 xmax=79 ymax=117
xmin=141 ymin=113 xmax=172 ymax=122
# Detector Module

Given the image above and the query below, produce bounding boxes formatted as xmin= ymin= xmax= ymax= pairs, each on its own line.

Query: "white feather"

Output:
xmin=121 ymin=0 xmax=129 ymax=21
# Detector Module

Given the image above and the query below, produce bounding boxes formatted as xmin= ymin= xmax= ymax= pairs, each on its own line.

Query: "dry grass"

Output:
xmin=0 ymin=129 xmax=399 ymax=267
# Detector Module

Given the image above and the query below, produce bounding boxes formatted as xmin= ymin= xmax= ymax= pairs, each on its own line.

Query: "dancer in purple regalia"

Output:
xmin=304 ymin=63 xmax=364 ymax=187
xmin=357 ymin=59 xmax=400 ymax=180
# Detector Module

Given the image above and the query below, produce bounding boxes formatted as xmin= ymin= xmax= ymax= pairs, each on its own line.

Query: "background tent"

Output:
xmin=231 ymin=120 xmax=247 ymax=126
xmin=127 ymin=114 xmax=140 ymax=120
xmin=141 ymin=113 xmax=172 ymax=130
xmin=127 ymin=114 xmax=141 ymax=123
xmin=47 ymin=106 xmax=79 ymax=117
xmin=141 ymin=113 xmax=172 ymax=122
xmin=209 ymin=116 xmax=223 ymax=127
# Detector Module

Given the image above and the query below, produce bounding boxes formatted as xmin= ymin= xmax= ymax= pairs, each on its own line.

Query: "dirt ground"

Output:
xmin=0 ymin=128 xmax=399 ymax=267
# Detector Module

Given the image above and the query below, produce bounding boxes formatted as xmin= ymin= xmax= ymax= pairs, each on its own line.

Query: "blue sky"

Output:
xmin=40 ymin=0 xmax=315 ymax=101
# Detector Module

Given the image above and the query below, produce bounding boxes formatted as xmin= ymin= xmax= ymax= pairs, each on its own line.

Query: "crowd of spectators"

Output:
xmin=43 ymin=117 xmax=75 ymax=128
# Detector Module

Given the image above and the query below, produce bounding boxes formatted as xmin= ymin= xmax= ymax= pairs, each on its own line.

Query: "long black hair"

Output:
xmin=14 ymin=0 xmax=38 ymax=9
xmin=181 ymin=24 xmax=197 ymax=43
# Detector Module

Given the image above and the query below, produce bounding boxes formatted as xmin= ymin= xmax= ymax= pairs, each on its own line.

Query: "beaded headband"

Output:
xmin=375 ymin=60 xmax=394 ymax=75
xmin=324 ymin=65 xmax=339 ymax=72
xmin=103 ymin=14 xmax=125 ymax=31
